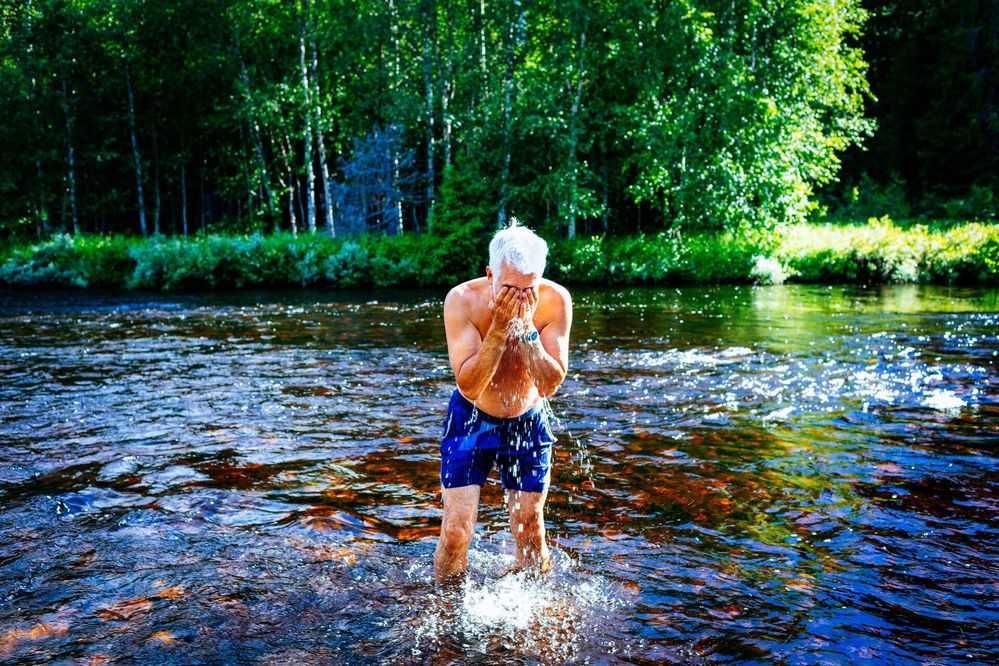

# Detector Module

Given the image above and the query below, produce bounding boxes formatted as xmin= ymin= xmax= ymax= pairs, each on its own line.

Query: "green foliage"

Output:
xmin=681 ymin=231 xmax=762 ymax=284
xmin=779 ymin=217 xmax=999 ymax=284
xmin=427 ymin=159 xmax=495 ymax=284
xmin=365 ymin=233 xmax=429 ymax=288
xmin=1 ymin=222 xmax=995 ymax=291
xmin=0 ymin=233 xmax=137 ymax=287
xmin=128 ymin=235 xmax=267 ymax=290
xmin=931 ymin=185 xmax=998 ymax=222
xmin=628 ymin=0 xmax=874 ymax=233
xmin=920 ymin=222 xmax=999 ymax=284
xmin=834 ymin=0 xmax=999 ymax=221
xmin=71 ymin=235 xmax=136 ymax=287
xmin=0 ymin=0 xmax=880 ymax=242
xmin=323 ymin=240 xmax=369 ymax=288
xmin=0 ymin=234 xmax=80 ymax=286
xmin=821 ymin=174 xmax=997 ymax=223
xmin=549 ymin=228 xmax=768 ymax=285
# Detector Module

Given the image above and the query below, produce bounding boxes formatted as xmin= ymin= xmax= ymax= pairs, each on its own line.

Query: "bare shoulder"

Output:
xmin=538 ymin=279 xmax=572 ymax=332
xmin=540 ymin=278 xmax=572 ymax=310
xmin=444 ymin=277 xmax=487 ymax=317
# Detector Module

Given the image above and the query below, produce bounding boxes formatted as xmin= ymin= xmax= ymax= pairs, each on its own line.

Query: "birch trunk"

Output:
xmin=442 ymin=74 xmax=452 ymax=169
xmin=240 ymin=122 xmax=251 ymax=224
xmin=61 ymin=78 xmax=79 ymax=236
xmin=479 ymin=0 xmax=487 ymax=87
xmin=125 ymin=58 xmax=148 ymax=237
xmin=389 ymin=0 xmax=403 ymax=234
xmin=601 ymin=162 xmax=609 ymax=234
xmin=442 ymin=9 xmax=454 ymax=168
xmin=298 ymin=0 xmax=317 ymax=233
xmin=181 ymin=161 xmax=188 ymax=237
xmin=280 ymin=131 xmax=300 ymax=236
xmin=152 ymin=129 xmax=161 ymax=235
xmin=34 ymin=161 xmax=48 ymax=239
xmin=199 ymin=159 xmax=205 ymax=232
xmin=423 ymin=18 xmax=435 ymax=222
xmin=309 ymin=23 xmax=335 ymax=236
xmin=497 ymin=2 xmax=513 ymax=229
xmin=26 ymin=0 xmax=49 ymax=238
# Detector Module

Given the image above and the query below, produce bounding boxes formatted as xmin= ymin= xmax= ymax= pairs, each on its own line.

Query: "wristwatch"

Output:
xmin=518 ymin=328 xmax=540 ymax=344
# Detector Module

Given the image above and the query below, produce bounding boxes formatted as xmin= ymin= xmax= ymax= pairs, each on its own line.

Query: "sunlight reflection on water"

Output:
xmin=0 ymin=285 xmax=996 ymax=664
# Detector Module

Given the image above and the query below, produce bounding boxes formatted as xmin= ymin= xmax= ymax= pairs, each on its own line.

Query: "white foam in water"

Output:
xmin=633 ymin=348 xmax=743 ymax=367
xmin=921 ymin=389 xmax=966 ymax=413
xmin=461 ymin=571 xmax=549 ymax=630
xmin=410 ymin=547 xmax=623 ymax=661
xmin=762 ymin=405 xmax=795 ymax=422
xmin=718 ymin=346 xmax=753 ymax=358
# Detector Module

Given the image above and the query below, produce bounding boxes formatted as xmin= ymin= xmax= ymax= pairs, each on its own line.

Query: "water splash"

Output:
xmin=409 ymin=547 xmax=624 ymax=663
xmin=543 ymin=396 xmax=595 ymax=486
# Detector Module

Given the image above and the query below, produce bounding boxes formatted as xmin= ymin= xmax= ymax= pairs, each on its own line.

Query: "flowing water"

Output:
xmin=0 ymin=284 xmax=996 ymax=665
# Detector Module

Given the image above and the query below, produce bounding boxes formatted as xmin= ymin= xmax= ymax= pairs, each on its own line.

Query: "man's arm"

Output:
xmin=518 ymin=286 xmax=572 ymax=397
xmin=444 ymin=285 xmax=519 ymax=401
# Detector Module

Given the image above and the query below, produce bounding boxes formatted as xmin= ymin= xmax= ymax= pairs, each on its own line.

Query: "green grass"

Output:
xmin=778 ymin=217 xmax=999 ymax=284
xmin=1 ymin=218 xmax=996 ymax=291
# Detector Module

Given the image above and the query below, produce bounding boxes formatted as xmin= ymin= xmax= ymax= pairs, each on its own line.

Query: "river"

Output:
xmin=1 ymin=284 xmax=996 ymax=664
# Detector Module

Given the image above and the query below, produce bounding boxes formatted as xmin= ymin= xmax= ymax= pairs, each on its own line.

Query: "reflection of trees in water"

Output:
xmin=551 ymin=421 xmax=880 ymax=578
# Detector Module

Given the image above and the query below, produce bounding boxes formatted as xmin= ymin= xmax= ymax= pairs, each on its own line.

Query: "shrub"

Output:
xmin=679 ymin=231 xmax=760 ymax=284
xmin=0 ymin=234 xmax=79 ymax=286
xmin=324 ymin=240 xmax=370 ymax=288
xmin=128 ymin=237 xmax=199 ymax=290
xmin=0 ymin=234 xmax=138 ymax=287
xmin=823 ymin=173 xmax=912 ymax=220
xmin=367 ymin=234 xmax=430 ymax=287
xmin=778 ymin=218 xmax=999 ymax=285
xmin=426 ymin=158 xmax=494 ymax=285
xmin=2 ymin=220 xmax=996 ymax=290
xmin=920 ymin=222 xmax=999 ymax=284
xmin=73 ymin=236 xmax=137 ymax=287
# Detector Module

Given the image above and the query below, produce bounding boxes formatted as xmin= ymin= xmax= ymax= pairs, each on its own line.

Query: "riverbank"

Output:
xmin=1 ymin=217 xmax=996 ymax=290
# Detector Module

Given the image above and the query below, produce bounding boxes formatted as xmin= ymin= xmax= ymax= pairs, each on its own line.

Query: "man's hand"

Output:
xmin=489 ymin=285 xmax=543 ymax=343
xmin=489 ymin=286 xmax=519 ymax=325
xmin=519 ymin=286 xmax=539 ymax=329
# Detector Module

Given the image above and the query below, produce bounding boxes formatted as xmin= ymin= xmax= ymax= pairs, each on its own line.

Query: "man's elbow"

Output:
xmin=456 ymin=376 xmax=481 ymax=401
xmin=538 ymin=369 xmax=566 ymax=397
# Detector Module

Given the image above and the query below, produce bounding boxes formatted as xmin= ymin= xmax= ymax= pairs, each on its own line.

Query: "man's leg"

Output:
xmin=434 ymin=485 xmax=481 ymax=586
xmin=506 ymin=488 xmax=551 ymax=573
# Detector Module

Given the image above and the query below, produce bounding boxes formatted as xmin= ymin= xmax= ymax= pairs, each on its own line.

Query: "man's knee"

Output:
xmin=511 ymin=507 xmax=545 ymax=538
xmin=508 ymin=490 xmax=545 ymax=522
xmin=440 ymin=512 xmax=476 ymax=549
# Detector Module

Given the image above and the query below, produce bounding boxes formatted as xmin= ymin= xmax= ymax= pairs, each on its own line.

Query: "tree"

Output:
xmin=627 ymin=0 xmax=873 ymax=233
xmin=0 ymin=0 xmax=877 ymax=240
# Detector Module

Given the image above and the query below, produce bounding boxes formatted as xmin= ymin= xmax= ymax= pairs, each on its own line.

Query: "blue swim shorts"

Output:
xmin=440 ymin=390 xmax=556 ymax=493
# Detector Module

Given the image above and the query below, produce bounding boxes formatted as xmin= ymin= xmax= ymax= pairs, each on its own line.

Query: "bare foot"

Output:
xmin=434 ymin=572 xmax=466 ymax=595
xmin=497 ymin=555 xmax=552 ymax=578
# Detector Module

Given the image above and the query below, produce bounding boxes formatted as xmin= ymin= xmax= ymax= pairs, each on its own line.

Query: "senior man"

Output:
xmin=435 ymin=225 xmax=573 ymax=586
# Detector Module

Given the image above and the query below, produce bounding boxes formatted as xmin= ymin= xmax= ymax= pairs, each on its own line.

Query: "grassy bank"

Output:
xmin=1 ymin=218 xmax=996 ymax=291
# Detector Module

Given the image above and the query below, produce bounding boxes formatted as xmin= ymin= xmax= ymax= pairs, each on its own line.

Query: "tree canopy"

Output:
xmin=0 ymin=0 xmax=923 ymax=242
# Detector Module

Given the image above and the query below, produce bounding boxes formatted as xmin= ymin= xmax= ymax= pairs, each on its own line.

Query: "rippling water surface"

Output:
xmin=1 ymin=285 xmax=997 ymax=664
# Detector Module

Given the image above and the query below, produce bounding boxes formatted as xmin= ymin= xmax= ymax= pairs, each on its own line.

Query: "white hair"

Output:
xmin=489 ymin=225 xmax=548 ymax=277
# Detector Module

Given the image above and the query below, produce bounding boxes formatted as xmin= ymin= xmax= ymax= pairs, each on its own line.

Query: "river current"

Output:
xmin=1 ymin=285 xmax=996 ymax=664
